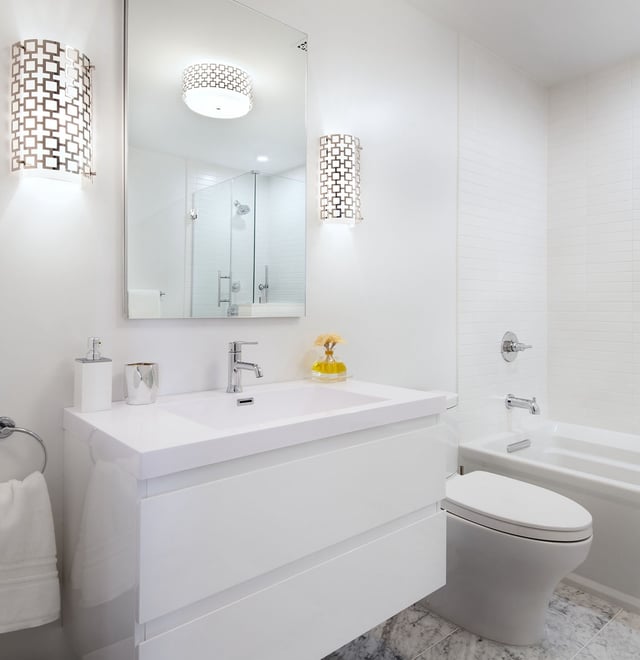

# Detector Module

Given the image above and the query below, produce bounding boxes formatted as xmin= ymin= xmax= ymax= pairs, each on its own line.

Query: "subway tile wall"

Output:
xmin=548 ymin=60 xmax=640 ymax=433
xmin=457 ymin=40 xmax=548 ymax=439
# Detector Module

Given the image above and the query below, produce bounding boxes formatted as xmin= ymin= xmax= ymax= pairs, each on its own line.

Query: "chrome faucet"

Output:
xmin=505 ymin=394 xmax=540 ymax=415
xmin=227 ymin=341 xmax=263 ymax=393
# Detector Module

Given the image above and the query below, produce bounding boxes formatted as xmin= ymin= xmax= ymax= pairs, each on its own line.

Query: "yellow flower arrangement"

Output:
xmin=312 ymin=333 xmax=347 ymax=382
xmin=314 ymin=333 xmax=345 ymax=350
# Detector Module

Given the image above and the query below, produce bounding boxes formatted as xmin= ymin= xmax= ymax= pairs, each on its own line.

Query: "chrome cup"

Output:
xmin=124 ymin=362 xmax=159 ymax=405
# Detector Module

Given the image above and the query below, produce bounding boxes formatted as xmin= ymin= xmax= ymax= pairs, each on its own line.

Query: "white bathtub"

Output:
xmin=460 ymin=421 xmax=640 ymax=611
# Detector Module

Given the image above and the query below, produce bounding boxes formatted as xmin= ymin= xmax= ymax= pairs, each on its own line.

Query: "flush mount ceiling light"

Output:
xmin=10 ymin=39 xmax=94 ymax=177
xmin=319 ymin=134 xmax=363 ymax=225
xmin=182 ymin=63 xmax=253 ymax=119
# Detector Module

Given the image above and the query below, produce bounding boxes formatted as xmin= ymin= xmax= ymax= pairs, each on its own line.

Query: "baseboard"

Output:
xmin=564 ymin=573 xmax=640 ymax=614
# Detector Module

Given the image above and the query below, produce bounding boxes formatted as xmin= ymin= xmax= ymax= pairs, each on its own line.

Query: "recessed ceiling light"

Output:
xmin=256 ymin=155 xmax=269 ymax=162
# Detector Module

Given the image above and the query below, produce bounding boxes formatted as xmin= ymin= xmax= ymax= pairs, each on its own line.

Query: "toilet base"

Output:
xmin=422 ymin=513 xmax=592 ymax=646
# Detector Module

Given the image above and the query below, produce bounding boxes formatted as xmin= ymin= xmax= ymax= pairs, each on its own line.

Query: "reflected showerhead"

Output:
xmin=234 ymin=200 xmax=251 ymax=216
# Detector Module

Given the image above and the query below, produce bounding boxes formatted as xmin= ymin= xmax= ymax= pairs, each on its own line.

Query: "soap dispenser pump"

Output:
xmin=74 ymin=337 xmax=113 ymax=412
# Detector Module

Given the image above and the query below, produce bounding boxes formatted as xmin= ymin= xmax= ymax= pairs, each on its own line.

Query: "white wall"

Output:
xmin=456 ymin=39 xmax=548 ymax=439
xmin=0 ymin=1 xmax=457 ymax=656
xmin=548 ymin=59 xmax=640 ymax=433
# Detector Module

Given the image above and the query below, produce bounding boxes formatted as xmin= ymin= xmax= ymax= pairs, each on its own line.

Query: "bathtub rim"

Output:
xmin=460 ymin=422 xmax=640 ymax=503
xmin=459 ymin=443 xmax=640 ymax=615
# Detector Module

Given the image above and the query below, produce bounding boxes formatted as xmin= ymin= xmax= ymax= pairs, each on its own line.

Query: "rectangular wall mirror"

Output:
xmin=125 ymin=0 xmax=307 ymax=319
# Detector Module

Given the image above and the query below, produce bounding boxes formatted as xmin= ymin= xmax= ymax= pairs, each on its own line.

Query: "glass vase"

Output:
xmin=311 ymin=348 xmax=347 ymax=382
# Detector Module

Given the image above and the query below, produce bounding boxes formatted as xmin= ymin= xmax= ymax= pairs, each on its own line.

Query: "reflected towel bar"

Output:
xmin=0 ymin=417 xmax=47 ymax=473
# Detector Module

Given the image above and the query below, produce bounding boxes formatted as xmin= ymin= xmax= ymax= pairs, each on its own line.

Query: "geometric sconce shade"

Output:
xmin=10 ymin=39 xmax=95 ymax=178
xmin=319 ymin=134 xmax=362 ymax=225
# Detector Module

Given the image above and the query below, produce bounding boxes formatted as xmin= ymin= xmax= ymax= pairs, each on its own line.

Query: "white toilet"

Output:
xmin=425 ymin=395 xmax=593 ymax=646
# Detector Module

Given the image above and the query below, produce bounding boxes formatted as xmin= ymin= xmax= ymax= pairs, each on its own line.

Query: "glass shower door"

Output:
xmin=191 ymin=179 xmax=233 ymax=318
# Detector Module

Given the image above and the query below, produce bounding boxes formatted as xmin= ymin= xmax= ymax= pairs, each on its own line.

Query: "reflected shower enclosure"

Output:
xmin=192 ymin=171 xmax=305 ymax=317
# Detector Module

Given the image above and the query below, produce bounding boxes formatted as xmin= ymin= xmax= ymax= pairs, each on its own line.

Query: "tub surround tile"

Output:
xmin=325 ymin=606 xmax=457 ymax=660
xmin=576 ymin=610 xmax=640 ymax=660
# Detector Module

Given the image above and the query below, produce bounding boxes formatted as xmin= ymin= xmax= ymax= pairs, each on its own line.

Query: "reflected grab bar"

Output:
xmin=0 ymin=416 xmax=47 ymax=473
xmin=217 ymin=270 xmax=231 ymax=308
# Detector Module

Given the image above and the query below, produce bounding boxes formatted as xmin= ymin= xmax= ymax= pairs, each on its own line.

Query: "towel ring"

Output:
xmin=0 ymin=417 xmax=47 ymax=474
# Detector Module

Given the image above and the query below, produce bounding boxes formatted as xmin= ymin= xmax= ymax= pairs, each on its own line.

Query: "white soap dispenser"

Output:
xmin=74 ymin=337 xmax=113 ymax=412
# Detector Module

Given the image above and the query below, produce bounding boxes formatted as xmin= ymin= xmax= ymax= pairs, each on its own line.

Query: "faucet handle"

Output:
xmin=501 ymin=331 xmax=532 ymax=362
xmin=229 ymin=340 xmax=258 ymax=352
xmin=513 ymin=342 xmax=532 ymax=352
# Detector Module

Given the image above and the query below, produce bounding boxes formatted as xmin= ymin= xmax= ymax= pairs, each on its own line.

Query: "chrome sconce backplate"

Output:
xmin=10 ymin=39 xmax=95 ymax=178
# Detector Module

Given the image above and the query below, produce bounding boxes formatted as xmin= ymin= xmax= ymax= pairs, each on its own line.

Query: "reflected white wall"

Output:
xmin=255 ymin=174 xmax=306 ymax=305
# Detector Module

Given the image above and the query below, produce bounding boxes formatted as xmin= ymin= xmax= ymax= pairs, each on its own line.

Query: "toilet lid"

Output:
xmin=444 ymin=471 xmax=593 ymax=542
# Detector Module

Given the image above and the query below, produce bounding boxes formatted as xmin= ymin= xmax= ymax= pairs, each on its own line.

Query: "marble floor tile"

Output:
xmin=414 ymin=616 xmax=583 ymax=660
xmin=323 ymin=583 xmax=632 ymax=660
xmin=545 ymin=583 xmax=620 ymax=648
xmin=416 ymin=583 xmax=619 ymax=660
xmin=324 ymin=605 xmax=458 ymax=660
xmin=413 ymin=626 xmax=580 ymax=660
xmin=576 ymin=610 xmax=640 ymax=660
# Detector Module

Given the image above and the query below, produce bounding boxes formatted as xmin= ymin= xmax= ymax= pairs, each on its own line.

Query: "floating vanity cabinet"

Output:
xmin=62 ymin=381 xmax=447 ymax=660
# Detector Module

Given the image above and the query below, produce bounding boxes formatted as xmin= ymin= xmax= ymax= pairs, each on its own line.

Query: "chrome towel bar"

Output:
xmin=0 ymin=417 xmax=47 ymax=473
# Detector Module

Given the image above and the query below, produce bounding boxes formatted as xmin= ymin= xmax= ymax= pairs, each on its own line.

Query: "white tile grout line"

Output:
xmin=412 ymin=626 xmax=461 ymax=660
xmin=568 ymin=608 xmax=625 ymax=660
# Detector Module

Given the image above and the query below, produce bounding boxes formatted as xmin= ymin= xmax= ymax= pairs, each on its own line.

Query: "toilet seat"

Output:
xmin=444 ymin=471 xmax=592 ymax=542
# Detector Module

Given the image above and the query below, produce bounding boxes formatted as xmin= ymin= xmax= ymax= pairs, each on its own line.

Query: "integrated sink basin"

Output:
xmin=160 ymin=382 xmax=386 ymax=429
xmin=63 ymin=379 xmax=447 ymax=479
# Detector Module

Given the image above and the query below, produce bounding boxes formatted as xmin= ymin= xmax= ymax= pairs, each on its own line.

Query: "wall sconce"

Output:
xmin=10 ymin=39 xmax=95 ymax=178
xmin=319 ymin=134 xmax=363 ymax=225
xmin=182 ymin=63 xmax=253 ymax=119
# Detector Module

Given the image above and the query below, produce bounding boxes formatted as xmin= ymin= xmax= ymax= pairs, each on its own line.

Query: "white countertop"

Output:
xmin=63 ymin=379 xmax=446 ymax=479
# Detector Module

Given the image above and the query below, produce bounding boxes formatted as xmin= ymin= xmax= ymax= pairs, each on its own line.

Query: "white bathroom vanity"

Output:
xmin=62 ymin=380 xmax=446 ymax=660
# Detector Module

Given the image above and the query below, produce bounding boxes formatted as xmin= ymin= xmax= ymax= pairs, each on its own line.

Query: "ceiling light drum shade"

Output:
xmin=319 ymin=134 xmax=363 ymax=224
xmin=182 ymin=63 xmax=253 ymax=119
xmin=10 ymin=39 xmax=94 ymax=177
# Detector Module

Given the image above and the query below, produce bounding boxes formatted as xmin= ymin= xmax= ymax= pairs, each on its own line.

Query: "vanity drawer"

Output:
xmin=138 ymin=425 xmax=445 ymax=623
xmin=138 ymin=511 xmax=446 ymax=660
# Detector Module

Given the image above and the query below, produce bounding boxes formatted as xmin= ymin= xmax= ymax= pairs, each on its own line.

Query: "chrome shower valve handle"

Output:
xmin=501 ymin=331 xmax=532 ymax=362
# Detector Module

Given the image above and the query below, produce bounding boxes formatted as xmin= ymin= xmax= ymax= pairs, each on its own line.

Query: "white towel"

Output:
xmin=71 ymin=460 xmax=137 ymax=607
xmin=128 ymin=289 xmax=162 ymax=318
xmin=0 ymin=471 xmax=60 ymax=633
